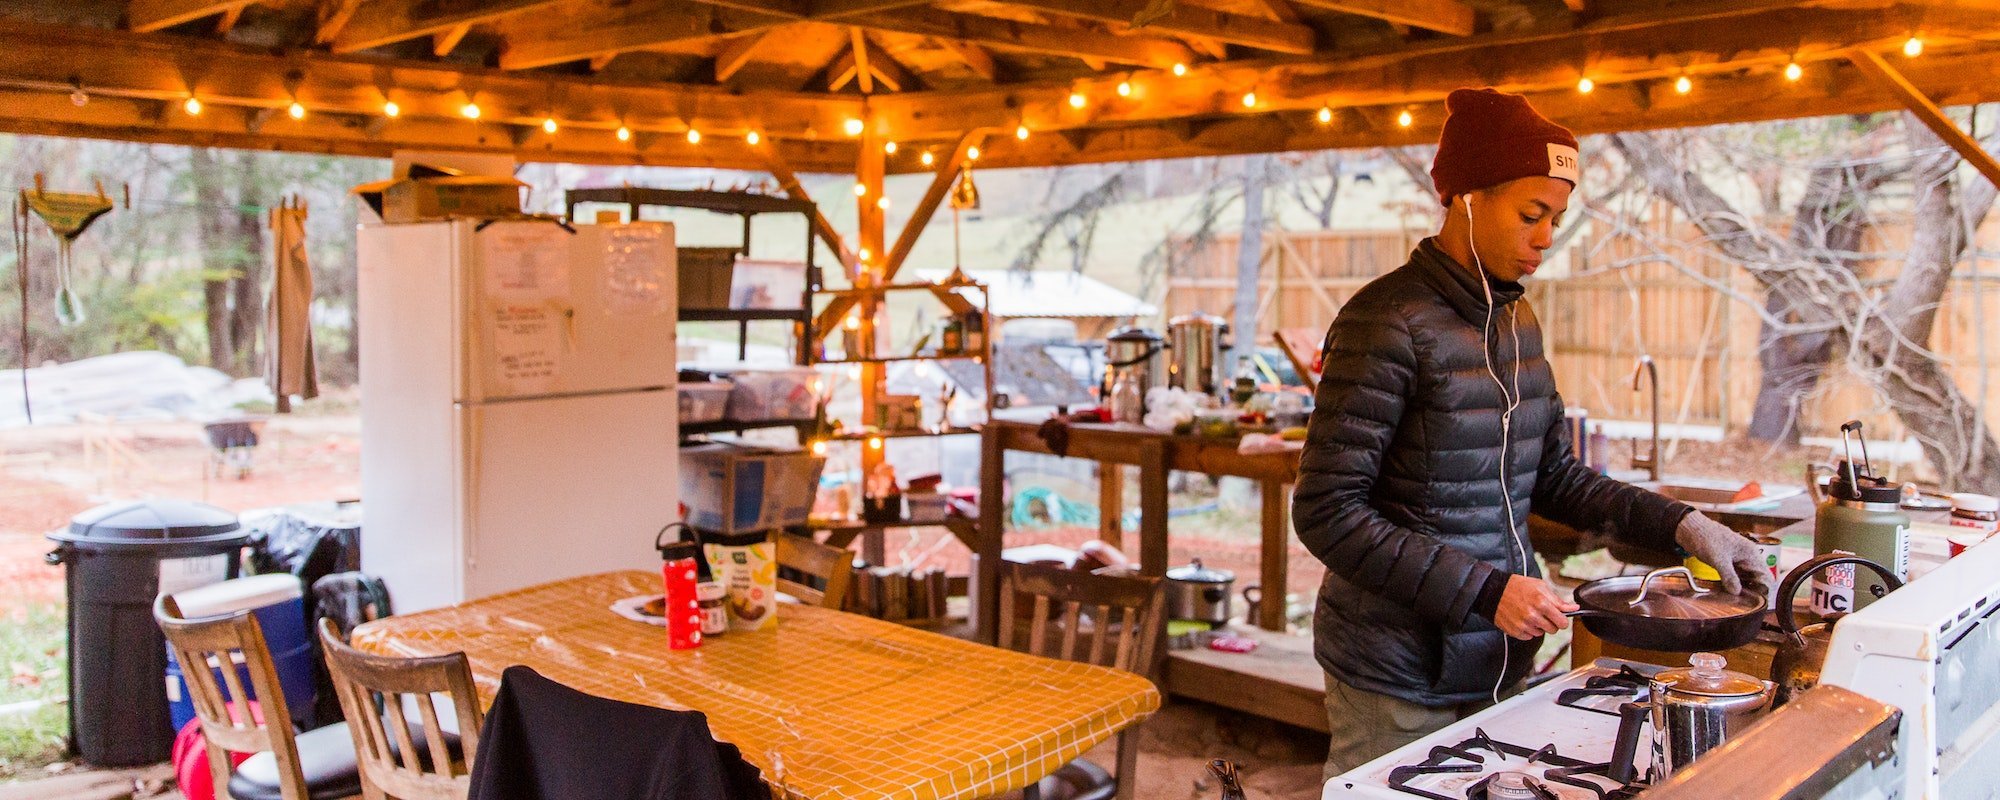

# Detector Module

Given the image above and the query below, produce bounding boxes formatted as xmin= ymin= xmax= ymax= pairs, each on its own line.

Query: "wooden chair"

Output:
xmin=317 ymin=618 xmax=482 ymax=800
xmin=154 ymin=594 xmax=361 ymax=800
xmin=774 ymin=531 xmax=854 ymax=610
xmin=997 ymin=561 xmax=1166 ymax=800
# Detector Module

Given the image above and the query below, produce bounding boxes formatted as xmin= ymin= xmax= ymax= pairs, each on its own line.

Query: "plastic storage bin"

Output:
xmin=678 ymin=381 xmax=734 ymax=424
xmin=165 ymin=574 xmax=315 ymax=733
xmin=721 ymin=367 xmax=818 ymax=421
xmin=728 ymin=259 xmax=807 ymax=310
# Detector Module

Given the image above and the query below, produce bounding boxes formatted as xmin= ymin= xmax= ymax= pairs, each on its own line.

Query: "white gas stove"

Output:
xmin=1322 ymin=660 xmax=1664 ymax=800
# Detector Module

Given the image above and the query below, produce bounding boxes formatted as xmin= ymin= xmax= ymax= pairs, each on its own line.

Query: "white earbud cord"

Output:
xmin=1465 ymin=195 xmax=1526 ymax=707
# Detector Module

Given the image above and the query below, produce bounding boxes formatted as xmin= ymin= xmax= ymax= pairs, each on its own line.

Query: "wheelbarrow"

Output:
xmin=202 ymin=417 xmax=266 ymax=479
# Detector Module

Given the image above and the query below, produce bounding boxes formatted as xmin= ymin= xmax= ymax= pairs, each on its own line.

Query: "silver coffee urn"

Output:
xmin=1166 ymin=312 xmax=1229 ymax=398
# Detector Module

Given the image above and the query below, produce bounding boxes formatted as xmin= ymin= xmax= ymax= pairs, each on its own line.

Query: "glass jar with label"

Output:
xmin=696 ymin=582 xmax=729 ymax=637
xmin=1949 ymin=493 xmax=1999 ymax=538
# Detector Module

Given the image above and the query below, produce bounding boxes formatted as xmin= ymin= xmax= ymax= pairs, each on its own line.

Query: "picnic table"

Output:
xmin=352 ymin=571 xmax=1159 ymax=800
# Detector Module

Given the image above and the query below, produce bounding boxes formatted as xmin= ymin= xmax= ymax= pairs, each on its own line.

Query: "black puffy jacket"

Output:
xmin=1293 ymin=238 xmax=1690 ymax=707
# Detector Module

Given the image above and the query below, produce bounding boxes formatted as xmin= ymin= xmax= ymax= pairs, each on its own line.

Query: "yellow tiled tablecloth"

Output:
xmin=351 ymin=571 xmax=1160 ymax=800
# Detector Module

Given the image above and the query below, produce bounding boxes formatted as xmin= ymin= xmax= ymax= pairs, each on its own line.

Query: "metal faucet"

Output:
xmin=1630 ymin=355 xmax=1661 ymax=482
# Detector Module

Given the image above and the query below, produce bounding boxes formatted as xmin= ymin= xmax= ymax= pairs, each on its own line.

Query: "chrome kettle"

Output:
xmin=1609 ymin=652 xmax=1775 ymax=784
xmin=1769 ymin=552 xmax=1903 ymax=707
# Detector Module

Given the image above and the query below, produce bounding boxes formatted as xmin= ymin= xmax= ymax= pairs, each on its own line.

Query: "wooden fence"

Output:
xmin=1163 ymin=213 xmax=2000 ymax=442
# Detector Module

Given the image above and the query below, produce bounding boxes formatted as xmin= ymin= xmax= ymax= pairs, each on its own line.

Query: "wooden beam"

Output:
xmin=810 ymin=0 xmax=937 ymax=18
xmin=850 ymin=27 xmax=874 ymax=93
xmin=824 ymin=47 xmax=861 ymax=91
xmin=944 ymin=44 xmax=2000 ymax=170
xmin=314 ymin=0 xmax=362 ymax=45
xmin=334 ymin=0 xmax=559 ymax=53
xmin=713 ymin=30 xmax=776 ymax=82
xmin=939 ymin=38 xmax=1000 ymax=81
xmin=1286 ymin=0 xmax=1474 ymax=36
xmin=1243 ymin=0 xmax=1301 ymax=23
xmin=765 ymin=157 xmax=860 ymax=278
xmin=1561 ymin=0 xmax=1587 ymax=11
xmin=216 ymin=3 xmax=246 ymax=33
xmin=496 ymin=3 xmax=791 ymax=70
xmin=870 ymin=4 xmax=2000 ymax=138
xmin=588 ymin=52 xmax=618 ymax=71
xmin=0 ymin=17 xmax=861 ymax=141
xmin=882 ymin=130 xmax=985 ymax=279
xmin=1001 ymin=0 xmax=1316 ymax=54
xmin=694 ymin=0 xmax=809 ymax=16
xmin=127 ymin=0 xmax=253 ymax=32
xmin=433 ymin=23 xmax=471 ymax=57
xmin=845 ymin=7 xmax=1196 ymax=67
xmin=1846 ymin=47 xmax=2000 ymax=188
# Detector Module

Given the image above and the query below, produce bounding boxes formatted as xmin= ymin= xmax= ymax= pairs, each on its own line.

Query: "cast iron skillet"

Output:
xmin=1567 ymin=566 xmax=1767 ymax=652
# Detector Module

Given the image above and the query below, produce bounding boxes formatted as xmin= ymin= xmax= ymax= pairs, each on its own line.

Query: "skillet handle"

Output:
xmin=1608 ymin=700 xmax=1650 ymax=785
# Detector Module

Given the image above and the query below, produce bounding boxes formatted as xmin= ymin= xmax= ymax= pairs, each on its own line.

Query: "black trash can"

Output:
xmin=46 ymin=500 xmax=247 ymax=766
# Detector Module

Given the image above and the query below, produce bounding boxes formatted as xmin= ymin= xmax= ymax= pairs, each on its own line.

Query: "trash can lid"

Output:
xmin=173 ymin=574 xmax=302 ymax=618
xmin=53 ymin=499 xmax=245 ymax=548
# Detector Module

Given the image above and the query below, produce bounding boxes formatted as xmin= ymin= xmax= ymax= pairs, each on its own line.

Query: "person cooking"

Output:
xmin=1292 ymin=87 xmax=1773 ymax=778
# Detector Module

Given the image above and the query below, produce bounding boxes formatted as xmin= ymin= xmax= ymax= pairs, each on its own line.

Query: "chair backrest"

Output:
xmin=318 ymin=618 xmax=483 ymax=800
xmin=774 ymin=532 xmax=854 ymax=610
xmin=996 ymin=562 xmax=1166 ymax=675
xmin=154 ymin=593 xmax=308 ymax=800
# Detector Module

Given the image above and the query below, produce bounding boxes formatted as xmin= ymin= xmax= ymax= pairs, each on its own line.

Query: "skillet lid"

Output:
xmin=1576 ymin=567 xmax=1765 ymax=620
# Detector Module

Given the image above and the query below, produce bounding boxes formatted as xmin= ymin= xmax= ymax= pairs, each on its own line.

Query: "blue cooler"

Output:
xmin=165 ymin=574 xmax=314 ymax=732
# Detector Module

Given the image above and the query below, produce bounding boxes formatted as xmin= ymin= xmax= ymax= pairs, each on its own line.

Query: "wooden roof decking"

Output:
xmin=0 ymin=1 xmax=1996 ymax=172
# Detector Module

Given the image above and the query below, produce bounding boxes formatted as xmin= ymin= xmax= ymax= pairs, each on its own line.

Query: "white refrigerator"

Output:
xmin=358 ymin=219 xmax=678 ymax=612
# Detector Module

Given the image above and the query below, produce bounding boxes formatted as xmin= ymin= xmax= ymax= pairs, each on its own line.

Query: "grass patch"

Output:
xmin=0 ymin=602 xmax=69 ymax=782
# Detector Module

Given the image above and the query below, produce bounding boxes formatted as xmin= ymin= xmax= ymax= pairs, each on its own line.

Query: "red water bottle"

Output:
xmin=655 ymin=523 xmax=704 ymax=649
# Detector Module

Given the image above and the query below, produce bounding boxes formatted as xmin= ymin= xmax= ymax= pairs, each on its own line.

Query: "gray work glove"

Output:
xmin=1674 ymin=511 xmax=1771 ymax=597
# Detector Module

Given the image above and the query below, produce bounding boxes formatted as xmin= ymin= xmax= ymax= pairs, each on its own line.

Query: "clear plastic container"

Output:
xmin=721 ymin=367 xmax=818 ymax=421
xmin=729 ymin=259 xmax=807 ymax=310
xmin=677 ymin=381 xmax=734 ymax=424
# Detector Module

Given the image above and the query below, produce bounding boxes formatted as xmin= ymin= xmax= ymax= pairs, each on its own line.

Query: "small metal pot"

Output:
xmin=1165 ymin=559 xmax=1234 ymax=625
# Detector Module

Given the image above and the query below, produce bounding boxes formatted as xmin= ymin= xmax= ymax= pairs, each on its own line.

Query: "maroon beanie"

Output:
xmin=1429 ymin=88 xmax=1579 ymax=207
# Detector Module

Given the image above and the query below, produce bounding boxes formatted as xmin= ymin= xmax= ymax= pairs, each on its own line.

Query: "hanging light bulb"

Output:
xmin=967 ymin=145 xmax=981 ymax=161
xmin=1068 ymin=91 xmax=1086 ymax=109
xmin=1316 ymin=106 xmax=1333 ymax=125
xmin=1903 ymin=36 xmax=1923 ymax=57
xmin=183 ymin=96 xmax=202 ymax=116
xmin=1675 ymin=75 xmax=1693 ymax=95
xmin=288 ymin=101 xmax=306 ymax=120
xmin=853 ymin=183 xmax=867 ymax=197
xmin=685 ymin=128 xmax=701 ymax=144
xmin=616 ymin=125 xmax=632 ymax=141
xmin=875 ymin=196 xmax=890 ymax=210
xmin=542 ymin=117 xmax=559 ymax=134
xmin=745 ymin=130 xmax=760 ymax=145
xmin=382 ymin=100 xmax=400 ymax=118
xmin=867 ymin=436 xmax=884 ymax=451
xmin=1576 ymin=77 xmax=1594 ymax=94
xmin=810 ymin=440 xmax=828 ymax=457
xmin=460 ymin=102 xmax=481 ymax=119
xmin=920 ymin=150 xmax=935 ymax=166
xmin=1784 ymin=61 xmax=1803 ymax=81
xmin=1397 ymin=109 xmax=1413 ymax=127
xmin=847 ymin=364 xmax=862 ymax=380
xmin=844 ymin=117 xmax=864 ymax=136
xmin=1117 ymin=80 xmax=1132 ymax=97
xmin=844 ymin=312 xmax=860 ymax=331
xmin=1241 ymin=91 xmax=1257 ymax=108
xmin=1172 ymin=62 xmax=1188 ymax=77
xmin=884 ymin=141 xmax=897 ymax=155
xmin=1015 ymin=124 xmax=1029 ymax=140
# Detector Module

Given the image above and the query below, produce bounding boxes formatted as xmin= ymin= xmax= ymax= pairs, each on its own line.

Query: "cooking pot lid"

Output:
xmin=1657 ymin=652 xmax=1768 ymax=698
xmin=1577 ymin=571 xmax=1763 ymax=620
xmin=1166 ymin=558 xmax=1232 ymax=583
xmin=1108 ymin=326 xmax=1164 ymax=343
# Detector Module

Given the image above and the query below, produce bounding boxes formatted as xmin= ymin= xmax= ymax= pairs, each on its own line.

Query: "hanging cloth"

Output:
xmin=265 ymin=198 xmax=319 ymax=411
xmin=22 ymin=178 xmax=114 ymax=326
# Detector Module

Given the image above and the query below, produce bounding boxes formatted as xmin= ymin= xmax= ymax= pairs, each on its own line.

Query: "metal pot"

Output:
xmin=1769 ymin=553 xmax=1902 ymax=707
xmin=1166 ymin=312 xmax=1229 ymax=398
xmin=1568 ymin=566 xmax=1767 ymax=652
xmin=1102 ymin=326 xmax=1167 ymax=404
xmin=1609 ymin=652 xmax=1776 ymax=783
xmin=1165 ymin=559 xmax=1233 ymax=625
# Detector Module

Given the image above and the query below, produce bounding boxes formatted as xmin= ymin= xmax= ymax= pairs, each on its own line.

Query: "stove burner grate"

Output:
xmin=1554 ymin=666 xmax=1651 ymax=717
xmin=1384 ymin=728 xmax=1643 ymax=800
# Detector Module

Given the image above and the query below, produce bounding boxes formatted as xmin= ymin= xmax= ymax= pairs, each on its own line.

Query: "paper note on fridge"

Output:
xmin=480 ymin=223 xmax=570 ymax=303
xmin=491 ymin=304 xmax=565 ymax=393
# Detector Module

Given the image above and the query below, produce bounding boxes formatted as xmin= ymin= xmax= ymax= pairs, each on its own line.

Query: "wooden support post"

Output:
xmin=1847 ymin=47 xmax=2000 ymax=189
xmin=1138 ymin=439 xmax=1170 ymax=579
xmin=1099 ymin=461 xmax=1124 ymax=549
xmin=856 ymin=107 xmax=888 ymax=518
xmin=975 ymin=424 xmax=1006 ymax=643
xmin=1259 ymin=481 xmax=1290 ymax=631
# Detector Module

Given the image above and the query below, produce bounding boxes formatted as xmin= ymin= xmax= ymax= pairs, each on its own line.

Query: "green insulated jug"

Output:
xmin=1811 ymin=421 xmax=1908 ymax=616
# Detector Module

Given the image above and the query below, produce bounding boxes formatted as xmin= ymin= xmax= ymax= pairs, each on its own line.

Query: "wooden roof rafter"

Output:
xmin=127 ymin=0 xmax=257 ymax=33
